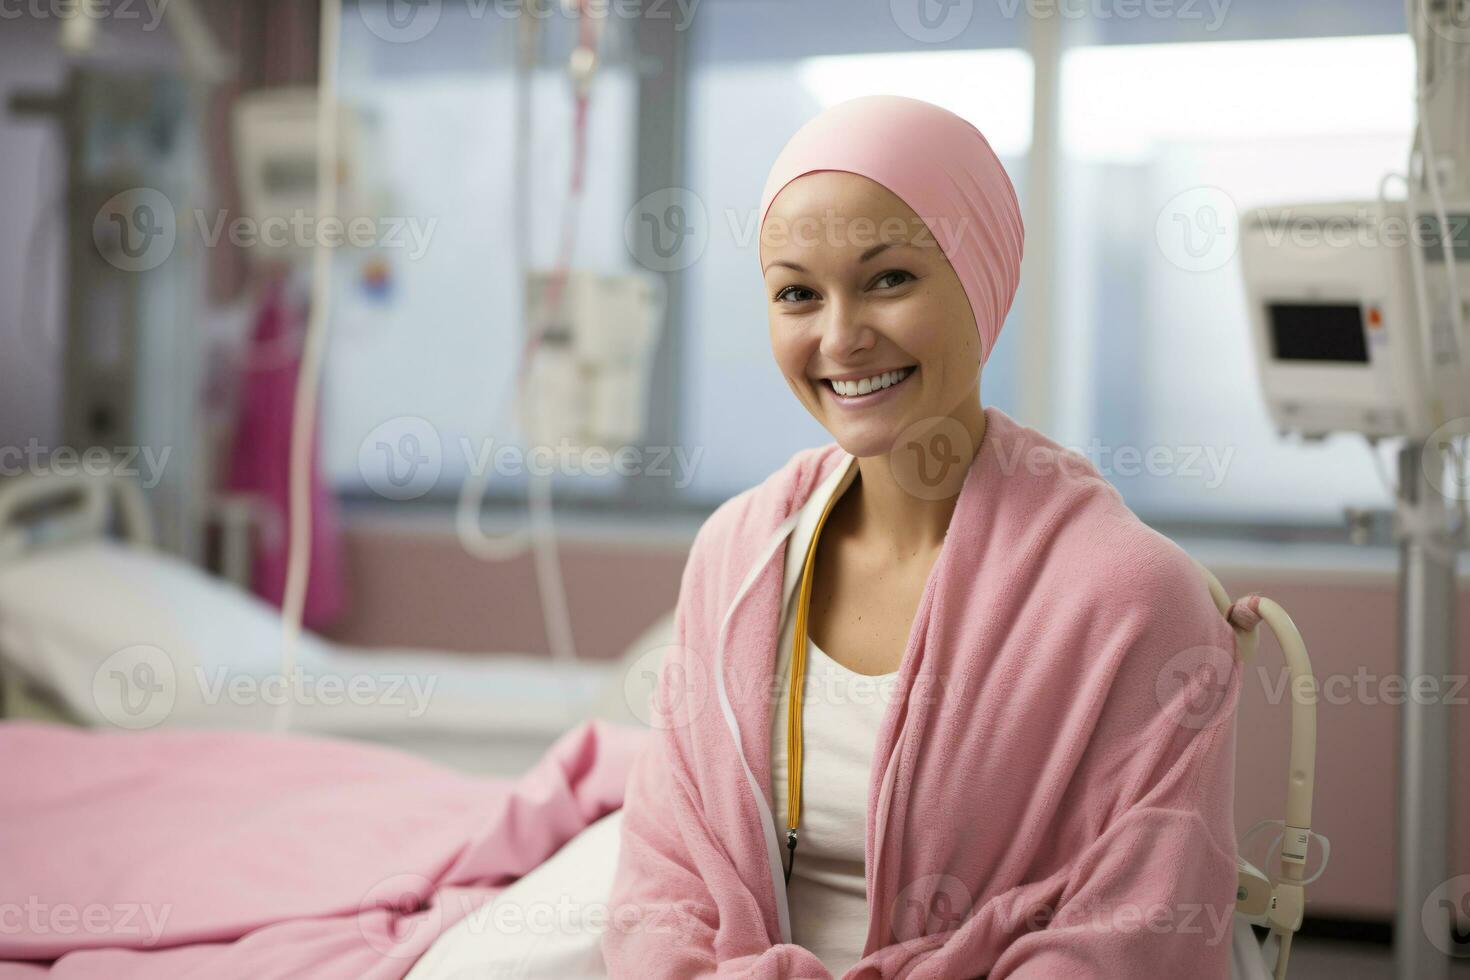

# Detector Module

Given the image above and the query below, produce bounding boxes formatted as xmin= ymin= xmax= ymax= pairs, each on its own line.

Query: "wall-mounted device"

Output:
xmin=1238 ymin=198 xmax=1470 ymax=441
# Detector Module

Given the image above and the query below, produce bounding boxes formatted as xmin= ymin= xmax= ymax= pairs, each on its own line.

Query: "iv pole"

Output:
xmin=1396 ymin=2 xmax=1466 ymax=975
xmin=1394 ymin=443 xmax=1457 ymax=980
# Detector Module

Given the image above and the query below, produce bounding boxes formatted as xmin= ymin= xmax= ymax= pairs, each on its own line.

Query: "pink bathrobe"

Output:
xmin=604 ymin=405 xmax=1243 ymax=979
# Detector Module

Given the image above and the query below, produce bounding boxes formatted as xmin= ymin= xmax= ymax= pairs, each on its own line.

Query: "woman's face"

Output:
xmin=760 ymin=171 xmax=981 ymax=460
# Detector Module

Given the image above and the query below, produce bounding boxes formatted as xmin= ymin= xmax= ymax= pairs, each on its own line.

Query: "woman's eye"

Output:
xmin=775 ymin=285 xmax=817 ymax=303
xmin=872 ymin=270 xmax=914 ymax=290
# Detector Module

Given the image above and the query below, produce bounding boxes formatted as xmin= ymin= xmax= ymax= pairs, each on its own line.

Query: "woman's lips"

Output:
xmin=820 ymin=367 xmax=916 ymax=410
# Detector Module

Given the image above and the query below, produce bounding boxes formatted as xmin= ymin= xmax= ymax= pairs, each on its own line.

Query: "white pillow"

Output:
xmin=0 ymin=540 xmax=310 ymax=729
xmin=407 ymin=809 xmax=625 ymax=980
xmin=0 ymin=540 xmax=614 ymax=749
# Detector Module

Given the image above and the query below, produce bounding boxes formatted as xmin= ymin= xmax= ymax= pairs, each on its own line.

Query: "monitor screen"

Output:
xmin=1267 ymin=303 xmax=1369 ymax=363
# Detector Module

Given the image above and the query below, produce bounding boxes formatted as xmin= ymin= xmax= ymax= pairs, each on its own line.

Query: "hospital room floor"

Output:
xmin=1288 ymin=938 xmax=1470 ymax=977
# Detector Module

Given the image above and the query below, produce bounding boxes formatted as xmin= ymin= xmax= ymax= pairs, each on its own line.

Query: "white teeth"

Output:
xmin=831 ymin=366 xmax=912 ymax=397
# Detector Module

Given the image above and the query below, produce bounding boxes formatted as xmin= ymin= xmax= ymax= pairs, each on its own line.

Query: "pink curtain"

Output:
xmin=223 ymin=272 xmax=347 ymax=629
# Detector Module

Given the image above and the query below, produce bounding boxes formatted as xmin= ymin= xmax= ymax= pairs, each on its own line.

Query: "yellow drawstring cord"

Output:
xmin=785 ymin=482 xmax=844 ymax=884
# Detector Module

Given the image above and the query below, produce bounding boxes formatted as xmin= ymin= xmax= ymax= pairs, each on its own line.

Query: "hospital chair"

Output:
xmin=1195 ymin=559 xmax=1325 ymax=980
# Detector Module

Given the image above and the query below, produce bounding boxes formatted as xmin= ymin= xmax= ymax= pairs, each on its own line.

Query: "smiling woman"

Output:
xmin=754 ymin=95 xmax=1023 ymax=570
xmin=752 ymin=99 xmax=1022 ymax=695
xmin=604 ymin=94 xmax=1243 ymax=980
xmin=761 ymin=172 xmax=985 ymax=465
xmin=756 ymin=96 xmax=1023 ymax=973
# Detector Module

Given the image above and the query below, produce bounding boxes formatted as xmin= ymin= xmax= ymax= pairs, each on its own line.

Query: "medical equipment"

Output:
xmin=7 ymin=0 xmax=231 ymax=564
xmin=285 ymin=0 xmax=653 ymax=730
xmin=275 ymin=0 xmax=343 ymax=732
xmin=232 ymin=88 xmax=387 ymax=264
xmin=519 ymin=269 xmax=665 ymax=451
xmin=1236 ymin=4 xmax=1468 ymax=976
xmin=42 ymin=0 xmax=230 ymax=82
xmin=1240 ymin=9 xmax=1470 ymax=441
xmin=1239 ymin=198 xmax=1446 ymax=440
xmin=9 ymin=70 xmax=207 ymax=562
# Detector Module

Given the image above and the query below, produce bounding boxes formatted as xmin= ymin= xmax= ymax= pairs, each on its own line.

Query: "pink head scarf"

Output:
xmin=758 ymin=95 xmax=1025 ymax=367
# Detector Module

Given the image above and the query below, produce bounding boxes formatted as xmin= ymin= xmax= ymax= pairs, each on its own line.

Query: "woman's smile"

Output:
xmin=818 ymin=365 xmax=917 ymax=410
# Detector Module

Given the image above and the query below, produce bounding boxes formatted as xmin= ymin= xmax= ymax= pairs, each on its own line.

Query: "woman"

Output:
xmin=603 ymin=95 xmax=1242 ymax=979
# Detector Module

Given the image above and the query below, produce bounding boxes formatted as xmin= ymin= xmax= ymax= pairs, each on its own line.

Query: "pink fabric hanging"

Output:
xmin=223 ymin=273 xmax=347 ymax=629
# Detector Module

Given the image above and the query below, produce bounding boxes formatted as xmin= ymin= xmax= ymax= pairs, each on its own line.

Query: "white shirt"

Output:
xmin=769 ymin=454 xmax=901 ymax=977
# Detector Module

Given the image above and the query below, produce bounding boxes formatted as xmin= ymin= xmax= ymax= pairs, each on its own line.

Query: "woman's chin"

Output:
xmin=824 ymin=421 xmax=909 ymax=461
xmin=814 ymin=373 xmax=923 ymax=454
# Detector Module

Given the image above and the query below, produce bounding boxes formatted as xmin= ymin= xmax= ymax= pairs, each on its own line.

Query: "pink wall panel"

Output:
xmin=1213 ymin=566 xmax=1470 ymax=920
xmin=323 ymin=525 xmax=687 ymax=663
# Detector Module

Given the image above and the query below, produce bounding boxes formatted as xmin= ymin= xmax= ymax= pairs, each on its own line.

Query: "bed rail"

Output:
xmin=0 ymin=471 xmax=154 ymax=561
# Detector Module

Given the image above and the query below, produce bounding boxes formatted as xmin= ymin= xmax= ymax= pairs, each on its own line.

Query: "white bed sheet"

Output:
xmin=407 ymin=808 xmax=624 ymax=980
xmin=0 ymin=540 xmax=630 ymax=776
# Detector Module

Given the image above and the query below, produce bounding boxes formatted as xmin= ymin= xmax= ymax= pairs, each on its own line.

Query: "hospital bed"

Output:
xmin=0 ymin=470 xmax=1320 ymax=978
xmin=0 ymin=470 xmax=655 ymax=777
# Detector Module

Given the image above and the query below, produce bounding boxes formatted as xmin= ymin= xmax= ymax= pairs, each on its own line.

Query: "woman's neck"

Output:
xmin=841 ymin=399 xmax=987 ymax=559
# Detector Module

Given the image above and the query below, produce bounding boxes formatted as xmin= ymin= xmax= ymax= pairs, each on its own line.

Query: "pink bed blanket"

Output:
xmin=0 ymin=719 xmax=645 ymax=979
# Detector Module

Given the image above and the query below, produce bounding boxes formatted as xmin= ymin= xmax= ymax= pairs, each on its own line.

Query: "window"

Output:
xmin=1054 ymin=33 xmax=1414 ymax=522
xmin=323 ymin=5 xmax=639 ymax=501
xmin=322 ymin=1 xmax=1410 ymax=528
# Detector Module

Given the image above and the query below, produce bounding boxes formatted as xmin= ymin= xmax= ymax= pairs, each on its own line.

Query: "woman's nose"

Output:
xmin=815 ymin=297 xmax=875 ymax=358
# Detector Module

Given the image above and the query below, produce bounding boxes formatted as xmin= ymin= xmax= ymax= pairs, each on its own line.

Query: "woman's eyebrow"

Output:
xmin=763 ymin=259 xmax=808 ymax=275
xmin=764 ymin=240 xmax=917 ymax=276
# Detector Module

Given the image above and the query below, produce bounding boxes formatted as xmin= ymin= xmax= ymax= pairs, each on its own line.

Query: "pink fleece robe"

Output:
xmin=603 ymin=405 xmax=1243 ymax=978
